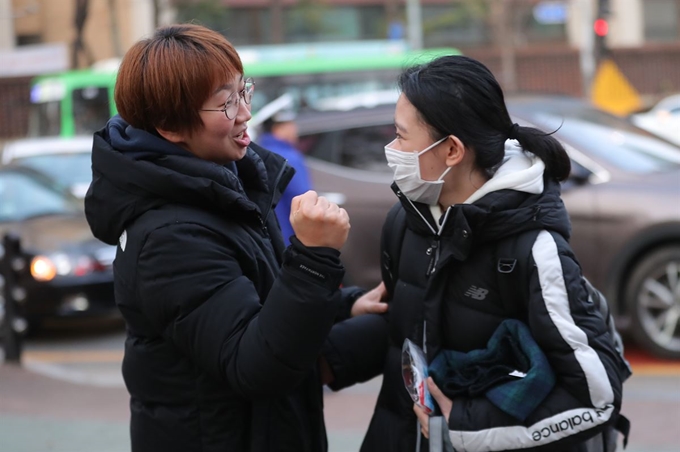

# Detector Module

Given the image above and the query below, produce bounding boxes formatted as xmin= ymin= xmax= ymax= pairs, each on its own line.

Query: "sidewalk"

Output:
xmin=0 ymin=361 xmax=378 ymax=452
xmin=1 ymin=359 xmax=679 ymax=452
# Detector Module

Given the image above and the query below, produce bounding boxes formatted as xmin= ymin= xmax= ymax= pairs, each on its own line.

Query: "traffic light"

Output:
xmin=594 ymin=0 xmax=610 ymax=63
xmin=594 ymin=18 xmax=609 ymax=38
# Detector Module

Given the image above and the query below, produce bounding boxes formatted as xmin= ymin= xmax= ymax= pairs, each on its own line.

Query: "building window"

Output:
xmin=227 ymin=9 xmax=271 ymax=45
xmin=513 ymin=2 xmax=567 ymax=45
xmin=285 ymin=5 xmax=386 ymax=43
xmin=16 ymin=34 xmax=42 ymax=46
xmin=422 ymin=5 xmax=490 ymax=48
xmin=644 ymin=0 xmax=680 ymax=41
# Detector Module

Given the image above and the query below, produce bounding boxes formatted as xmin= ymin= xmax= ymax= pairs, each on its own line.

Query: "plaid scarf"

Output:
xmin=429 ymin=319 xmax=555 ymax=421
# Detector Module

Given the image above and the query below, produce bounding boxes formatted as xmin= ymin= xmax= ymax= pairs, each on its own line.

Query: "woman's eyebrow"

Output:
xmin=395 ymin=120 xmax=407 ymax=134
xmin=212 ymin=76 xmax=243 ymax=95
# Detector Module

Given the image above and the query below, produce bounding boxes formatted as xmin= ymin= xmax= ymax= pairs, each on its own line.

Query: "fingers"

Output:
xmin=366 ymin=302 xmax=388 ymax=314
xmin=427 ymin=377 xmax=444 ymax=402
xmin=427 ymin=377 xmax=453 ymax=423
xmin=376 ymin=281 xmax=387 ymax=299
xmin=290 ymin=190 xmax=350 ymax=249
xmin=413 ymin=404 xmax=429 ymax=439
xmin=290 ymin=190 xmax=316 ymax=214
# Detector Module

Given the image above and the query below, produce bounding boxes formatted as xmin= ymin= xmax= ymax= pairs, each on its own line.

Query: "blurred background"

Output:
xmin=0 ymin=1 xmax=679 ymax=451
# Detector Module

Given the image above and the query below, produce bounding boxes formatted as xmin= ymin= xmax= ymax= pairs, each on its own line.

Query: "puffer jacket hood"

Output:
xmin=85 ymin=115 xmax=292 ymax=245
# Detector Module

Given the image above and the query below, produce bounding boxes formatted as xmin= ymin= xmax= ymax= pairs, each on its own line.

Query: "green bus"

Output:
xmin=28 ymin=40 xmax=460 ymax=137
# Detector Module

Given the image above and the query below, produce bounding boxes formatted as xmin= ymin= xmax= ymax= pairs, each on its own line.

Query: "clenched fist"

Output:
xmin=290 ymin=190 xmax=350 ymax=250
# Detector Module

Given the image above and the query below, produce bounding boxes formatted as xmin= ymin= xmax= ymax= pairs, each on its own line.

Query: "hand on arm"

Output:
xmin=351 ymin=281 xmax=388 ymax=317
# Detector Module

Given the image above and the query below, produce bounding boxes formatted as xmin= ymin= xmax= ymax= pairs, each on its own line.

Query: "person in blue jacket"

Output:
xmin=258 ymin=110 xmax=312 ymax=245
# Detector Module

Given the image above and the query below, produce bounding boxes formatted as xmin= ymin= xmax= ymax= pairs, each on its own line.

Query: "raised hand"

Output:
xmin=290 ymin=190 xmax=350 ymax=250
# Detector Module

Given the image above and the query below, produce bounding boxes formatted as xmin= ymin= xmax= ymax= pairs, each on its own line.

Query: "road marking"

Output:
xmin=629 ymin=363 xmax=680 ymax=376
xmin=22 ymin=360 xmax=125 ymax=388
xmin=17 ymin=348 xmax=680 ymax=390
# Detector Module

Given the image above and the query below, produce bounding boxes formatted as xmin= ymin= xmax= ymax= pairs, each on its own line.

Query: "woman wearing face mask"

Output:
xmin=349 ymin=55 xmax=624 ymax=452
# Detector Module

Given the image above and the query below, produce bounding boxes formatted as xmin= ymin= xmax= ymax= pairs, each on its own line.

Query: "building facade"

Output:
xmin=0 ymin=0 xmax=679 ymax=139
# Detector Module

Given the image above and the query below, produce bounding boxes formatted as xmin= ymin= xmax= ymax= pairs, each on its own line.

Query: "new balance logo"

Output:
xmin=464 ymin=286 xmax=489 ymax=300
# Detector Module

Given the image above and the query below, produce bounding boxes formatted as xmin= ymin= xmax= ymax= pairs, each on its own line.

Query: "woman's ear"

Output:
xmin=444 ymin=135 xmax=466 ymax=167
xmin=156 ymin=127 xmax=185 ymax=144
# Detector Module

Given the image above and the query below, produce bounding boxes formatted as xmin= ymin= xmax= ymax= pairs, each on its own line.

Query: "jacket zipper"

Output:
xmin=259 ymin=162 xmax=289 ymax=238
xmin=426 ymin=238 xmax=441 ymax=277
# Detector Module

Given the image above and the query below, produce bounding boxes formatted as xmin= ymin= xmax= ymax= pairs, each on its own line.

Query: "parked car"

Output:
xmin=0 ymin=166 xmax=115 ymax=328
xmin=295 ymin=95 xmax=680 ymax=359
xmin=630 ymin=93 xmax=680 ymax=146
xmin=1 ymin=136 xmax=93 ymax=198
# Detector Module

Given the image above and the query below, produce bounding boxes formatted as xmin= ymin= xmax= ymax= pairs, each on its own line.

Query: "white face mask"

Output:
xmin=384 ymin=137 xmax=451 ymax=205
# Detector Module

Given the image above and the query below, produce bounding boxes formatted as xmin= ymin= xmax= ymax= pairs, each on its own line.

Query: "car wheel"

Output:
xmin=625 ymin=246 xmax=680 ymax=359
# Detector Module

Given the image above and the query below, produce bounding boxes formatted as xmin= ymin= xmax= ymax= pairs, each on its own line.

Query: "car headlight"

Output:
xmin=30 ymin=253 xmax=96 ymax=281
xmin=31 ymin=256 xmax=57 ymax=282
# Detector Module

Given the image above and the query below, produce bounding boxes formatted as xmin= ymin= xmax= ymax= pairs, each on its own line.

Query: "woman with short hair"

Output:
xmin=84 ymin=23 xmax=359 ymax=452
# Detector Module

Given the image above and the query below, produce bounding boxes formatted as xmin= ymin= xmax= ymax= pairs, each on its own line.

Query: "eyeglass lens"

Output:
xmin=225 ymin=78 xmax=255 ymax=119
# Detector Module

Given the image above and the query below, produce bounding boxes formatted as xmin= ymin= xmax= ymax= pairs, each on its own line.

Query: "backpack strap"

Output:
xmin=381 ymin=203 xmax=407 ymax=299
xmin=495 ymin=229 xmax=542 ymax=318
xmin=428 ymin=416 xmax=455 ymax=452
xmin=584 ymin=278 xmax=633 ymax=381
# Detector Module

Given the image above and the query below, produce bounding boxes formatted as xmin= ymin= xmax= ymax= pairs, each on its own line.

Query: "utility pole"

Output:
xmin=0 ymin=0 xmax=15 ymax=50
xmin=406 ymin=0 xmax=423 ymax=50
xmin=108 ymin=0 xmax=123 ymax=57
xmin=492 ymin=0 xmax=517 ymax=92
xmin=579 ymin=0 xmax=596 ymax=98
xmin=271 ymin=0 xmax=284 ymax=44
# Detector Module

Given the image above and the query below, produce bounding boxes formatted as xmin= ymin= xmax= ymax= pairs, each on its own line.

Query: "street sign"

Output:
xmin=591 ymin=59 xmax=642 ymax=116
xmin=533 ymin=1 xmax=568 ymax=25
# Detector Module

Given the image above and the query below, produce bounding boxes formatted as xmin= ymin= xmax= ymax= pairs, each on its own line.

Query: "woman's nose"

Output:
xmin=236 ymin=98 xmax=252 ymax=123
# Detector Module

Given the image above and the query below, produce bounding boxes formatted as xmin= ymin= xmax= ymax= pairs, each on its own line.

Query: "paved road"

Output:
xmin=1 ymin=323 xmax=679 ymax=452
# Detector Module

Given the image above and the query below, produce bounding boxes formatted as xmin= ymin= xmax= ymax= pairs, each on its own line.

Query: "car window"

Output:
xmin=526 ymin=110 xmax=680 ymax=173
xmin=73 ymin=86 xmax=111 ymax=135
xmin=29 ymin=101 xmax=62 ymax=137
xmin=299 ymin=123 xmax=394 ymax=172
xmin=0 ymin=171 xmax=80 ymax=222
xmin=15 ymin=153 xmax=92 ymax=188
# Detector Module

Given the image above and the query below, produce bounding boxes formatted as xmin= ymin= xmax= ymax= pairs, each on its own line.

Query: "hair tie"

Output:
xmin=508 ymin=123 xmax=520 ymax=140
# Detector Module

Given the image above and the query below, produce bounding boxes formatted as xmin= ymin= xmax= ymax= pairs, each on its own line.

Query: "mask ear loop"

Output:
xmin=437 ymin=166 xmax=452 ymax=182
xmin=416 ymin=136 xmax=448 ymax=156
xmin=416 ymin=135 xmax=452 ymax=182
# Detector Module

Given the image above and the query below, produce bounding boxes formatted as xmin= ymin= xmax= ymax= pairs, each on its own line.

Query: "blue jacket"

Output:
xmin=258 ymin=133 xmax=312 ymax=246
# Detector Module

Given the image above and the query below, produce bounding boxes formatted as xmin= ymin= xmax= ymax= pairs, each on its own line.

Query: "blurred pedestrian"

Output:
xmin=345 ymin=55 xmax=626 ymax=452
xmin=258 ymin=110 xmax=312 ymax=245
xmin=83 ymin=23 xmax=368 ymax=452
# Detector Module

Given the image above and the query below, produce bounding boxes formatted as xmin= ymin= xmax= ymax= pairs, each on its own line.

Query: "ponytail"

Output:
xmin=509 ymin=123 xmax=571 ymax=182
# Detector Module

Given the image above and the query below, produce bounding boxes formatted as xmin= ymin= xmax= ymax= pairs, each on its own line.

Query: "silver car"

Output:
xmin=296 ymin=95 xmax=680 ymax=359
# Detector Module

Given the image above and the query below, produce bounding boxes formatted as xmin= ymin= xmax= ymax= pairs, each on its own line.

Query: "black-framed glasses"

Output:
xmin=201 ymin=77 xmax=255 ymax=120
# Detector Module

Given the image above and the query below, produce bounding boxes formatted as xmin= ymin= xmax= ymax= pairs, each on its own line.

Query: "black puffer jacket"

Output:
xmin=85 ymin=116 xmax=352 ymax=452
xmin=360 ymin=157 xmax=623 ymax=452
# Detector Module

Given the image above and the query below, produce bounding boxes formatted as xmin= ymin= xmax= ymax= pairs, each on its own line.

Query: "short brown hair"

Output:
xmin=115 ymin=24 xmax=243 ymax=135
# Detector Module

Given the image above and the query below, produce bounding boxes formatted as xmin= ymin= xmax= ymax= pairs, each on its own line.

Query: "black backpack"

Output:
xmin=381 ymin=204 xmax=631 ymax=450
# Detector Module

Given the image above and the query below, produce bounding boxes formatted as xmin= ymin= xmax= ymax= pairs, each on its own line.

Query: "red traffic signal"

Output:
xmin=594 ymin=18 xmax=609 ymax=37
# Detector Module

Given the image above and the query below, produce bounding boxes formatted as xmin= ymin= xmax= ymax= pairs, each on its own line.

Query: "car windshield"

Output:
xmin=0 ymin=171 xmax=81 ymax=222
xmin=14 ymin=153 xmax=92 ymax=188
xmin=517 ymin=105 xmax=680 ymax=173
